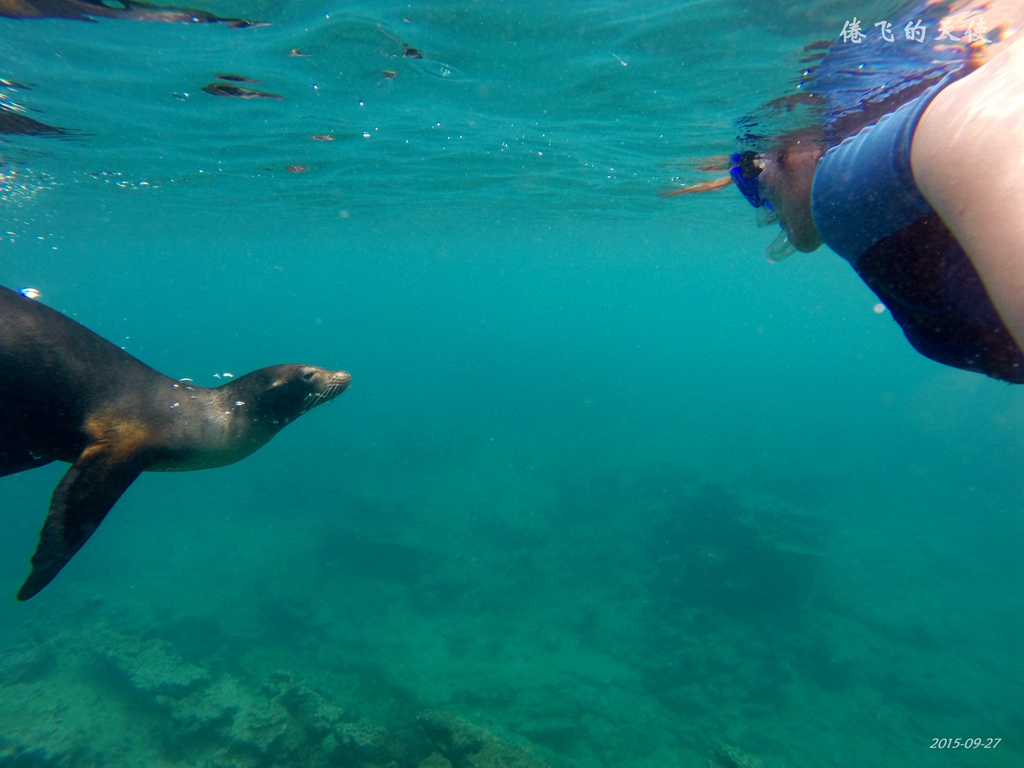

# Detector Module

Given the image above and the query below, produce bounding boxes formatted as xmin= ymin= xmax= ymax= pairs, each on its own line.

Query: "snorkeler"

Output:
xmin=683 ymin=1 xmax=1024 ymax=384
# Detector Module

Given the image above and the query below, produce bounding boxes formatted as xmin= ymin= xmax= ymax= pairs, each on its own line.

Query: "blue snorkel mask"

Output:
xmin=730 ymin=151 xmax=771 ymax=210
xmin=730 ymin=151 xmax=796 ymax=263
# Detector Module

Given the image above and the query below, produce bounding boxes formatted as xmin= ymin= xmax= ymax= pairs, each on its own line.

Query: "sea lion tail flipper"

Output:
xmin=17 ymin=442 xmax=147 ymax=601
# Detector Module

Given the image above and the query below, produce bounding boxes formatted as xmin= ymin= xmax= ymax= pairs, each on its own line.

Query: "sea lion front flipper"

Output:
xmin=17 ymin=441 xmax=148 ymax=601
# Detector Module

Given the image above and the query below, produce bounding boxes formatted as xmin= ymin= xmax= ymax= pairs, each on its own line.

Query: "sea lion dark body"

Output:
xmin=0 ymin=285 xmax=350 ymax=600
xmin=0 ymin=0 xmax=261 ymax=26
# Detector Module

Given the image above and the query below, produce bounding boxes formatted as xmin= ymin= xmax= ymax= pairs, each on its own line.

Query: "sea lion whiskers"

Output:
xmin=298 ymin=371 xmax=351 ymax=415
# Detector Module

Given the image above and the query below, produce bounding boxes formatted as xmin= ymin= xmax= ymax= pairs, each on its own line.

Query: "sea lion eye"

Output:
xmin=302 ymin=371 xmax=316 ymax=382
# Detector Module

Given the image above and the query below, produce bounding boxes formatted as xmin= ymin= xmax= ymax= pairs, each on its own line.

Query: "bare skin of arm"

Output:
xmin=911 ymin=34 xmax=1024 ymax=351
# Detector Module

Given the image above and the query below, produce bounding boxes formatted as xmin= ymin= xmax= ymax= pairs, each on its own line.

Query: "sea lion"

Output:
xmin=0 ymin=0 xmax=263 ymax=26
xmin=0 ymin=285 xmax=350 ymax=600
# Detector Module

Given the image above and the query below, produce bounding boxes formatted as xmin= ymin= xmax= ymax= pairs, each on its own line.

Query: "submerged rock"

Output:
xmin=419 ymin=751 xmax=455 ymax=768
xmin=710 ymin=742 xmax=765 ymax=768
xmin=156 ymin=668 xmax=364 ymax=765
xmin=90 ymin=625 xmax=209 ymax=697
xmin=418 ymin=709 xmax=549 ymax=768
xmin=0 ymin=643 xmax=52 ymax=686
xmin=335 ymin=716 xmax=391 ymax=763
xmin=0 ymin=618 xmax=548 ymax=768
xmin=164 ymin=674 xmax=290 ymax=752
xmin=263 ymin=669 xmax=346 ymax=734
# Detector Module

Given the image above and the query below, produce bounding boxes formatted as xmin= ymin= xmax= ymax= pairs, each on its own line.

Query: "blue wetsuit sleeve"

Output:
xmin=810 ymin=88 xmax=940 ymax=266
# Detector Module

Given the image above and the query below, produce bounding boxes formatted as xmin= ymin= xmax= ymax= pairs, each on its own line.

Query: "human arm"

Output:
xmin=911 ymin=35 xmax=1024 ymax=352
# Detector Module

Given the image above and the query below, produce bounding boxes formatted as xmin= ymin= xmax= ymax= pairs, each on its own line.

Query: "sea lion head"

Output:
xmin=140 ymin=364 xmax=350 ymax=474
xmin=227 ymin=365 xmax=351 ymax=424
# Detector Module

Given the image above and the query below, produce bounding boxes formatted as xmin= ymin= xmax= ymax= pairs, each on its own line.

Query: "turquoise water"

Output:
xmin=1 ymin=1 xmax=1021 ymax=766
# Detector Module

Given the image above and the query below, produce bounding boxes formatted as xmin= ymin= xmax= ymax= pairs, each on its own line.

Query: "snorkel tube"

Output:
xmin=764 ymin=229 xmax=796 ymax=264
